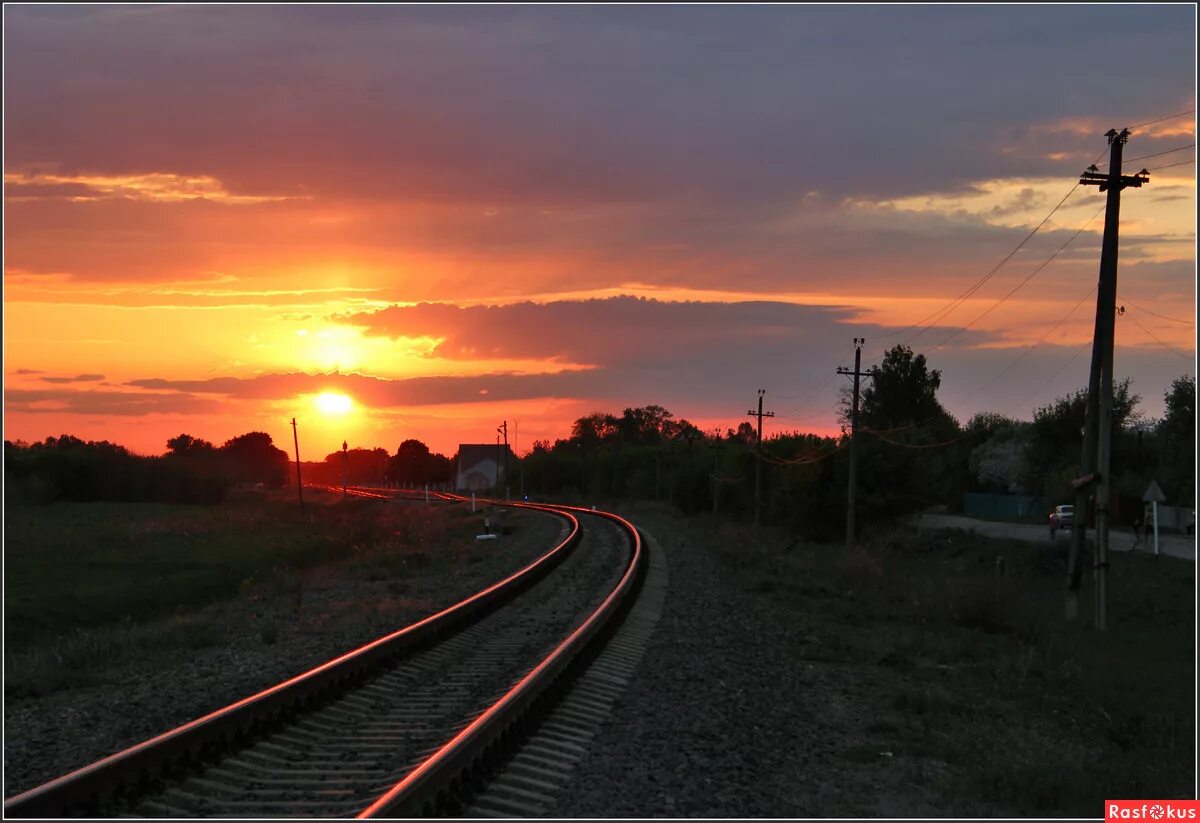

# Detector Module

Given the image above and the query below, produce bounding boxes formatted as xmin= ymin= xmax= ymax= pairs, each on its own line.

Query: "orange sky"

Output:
xmin=3 ymin=6 xmax=1195 ymax=460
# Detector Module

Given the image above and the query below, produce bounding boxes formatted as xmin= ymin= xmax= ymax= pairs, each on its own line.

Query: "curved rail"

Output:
xmin=3 ymin=502 xmax=581 ymax=818
xmin=358 ymin=497 xmax=645 ymax=817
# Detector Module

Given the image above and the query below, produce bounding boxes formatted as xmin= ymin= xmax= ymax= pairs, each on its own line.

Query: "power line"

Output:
xmin=1003 ymin=342 xmax=1091 ymax=416
xmin=861 ymin=426 xmax=972 ymax=450
xmin=1099 ymin=143 xmax=1195 ymax=167
xmin=1142 ymin=159 xmax=1195 ymax=172
xmin=954 ymin=285 xmax=1097 ymax=406
xmin=1124 ymin=314 xmax=1195 ymax=360
xmin=1117 ymin=294 xmax=1195 ymax=326
xmin=901 ymin=181 xmax=1091 ymax=348
xmin=1124 ymin=109 xmax=1195 ymax=130
xmin=862 ymin=145 xmax=1115 ymax=349
xmin=924 ymin=204 xmax=1105 ymax=353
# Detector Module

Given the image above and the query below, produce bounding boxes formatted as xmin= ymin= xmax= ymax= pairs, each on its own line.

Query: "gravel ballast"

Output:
xmin=4 ymin=502 xmax=567 ymax=798
xmin=551 ymin=505 xmax=962 ymax=818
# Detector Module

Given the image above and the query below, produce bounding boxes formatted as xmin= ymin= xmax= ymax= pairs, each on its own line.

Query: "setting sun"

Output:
xmin=315 ymin=391 xmax=353 ymax=415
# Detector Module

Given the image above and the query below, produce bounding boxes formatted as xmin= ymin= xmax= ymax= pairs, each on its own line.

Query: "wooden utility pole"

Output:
xmin=837 ymin=339 xmax=874 ymax=549
xmin=342 ymin=440 xmax=348 ymax=499
xmin=747 ymin=389 xmax=775 ymax=527
xmin=1070 ymin=128 xmax=1149 ymax=630
xmin=291 ymin=417 xmax=305 ymax=511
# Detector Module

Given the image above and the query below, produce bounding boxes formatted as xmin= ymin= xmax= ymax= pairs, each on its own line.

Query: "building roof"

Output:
xmin=455 ymin=443 xmax=516 ymax=468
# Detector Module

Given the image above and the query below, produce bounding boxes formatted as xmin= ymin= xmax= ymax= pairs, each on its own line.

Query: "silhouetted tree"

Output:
xmin=221 ymin=432 xmax=288 ymax=486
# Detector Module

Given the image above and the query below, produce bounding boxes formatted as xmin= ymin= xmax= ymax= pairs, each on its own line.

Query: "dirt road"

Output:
xmin=917 ymin=513 xmax=1195 ymax=561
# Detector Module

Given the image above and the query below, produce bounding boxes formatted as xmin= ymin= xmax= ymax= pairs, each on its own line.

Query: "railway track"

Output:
xmin=4 ymin=493 xmax=647 ymax=818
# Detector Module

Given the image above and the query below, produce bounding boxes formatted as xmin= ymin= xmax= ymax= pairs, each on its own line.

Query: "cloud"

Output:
xmin=5 ymin=388 xmax=227 ymax=416
xmin=341 ymin=296 xmax=1001 ymax=367
xmin=4 ymin=171 xmax=294 ymax=204
xmin=38 ymin=373 xmax=106 ymax=384
xmin=5 ymin=6 xmax=1192 ymax=207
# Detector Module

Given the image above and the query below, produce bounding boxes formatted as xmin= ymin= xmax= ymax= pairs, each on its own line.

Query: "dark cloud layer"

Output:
xmin=6 ymin=6 xmax=1193 ymax=205
xmin=5 ymin=388 xmax=225 ymax=416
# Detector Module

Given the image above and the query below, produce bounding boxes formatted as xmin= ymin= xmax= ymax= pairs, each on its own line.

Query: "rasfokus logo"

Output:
xmin=1108 ymin=801 xmax=1200 ymax=821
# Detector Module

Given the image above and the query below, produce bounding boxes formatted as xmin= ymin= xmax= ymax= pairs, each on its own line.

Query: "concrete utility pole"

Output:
xmin=747 ymin=389 xmax=776 ymax=527
xmin=291 ymin=418 xmax=304 ymax=511
xmin=1069 ymin=128 xmax=1149 ymax=631
xmin=498 ymin=420 xmax=509 ymax=500
xmin=837 ymin=339 xmax=874 ymax=549
xmin=342 ymin=440 xmax=348 ymax=499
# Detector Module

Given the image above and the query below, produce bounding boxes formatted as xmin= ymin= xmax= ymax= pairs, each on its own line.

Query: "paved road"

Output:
xmin=917 ymin=513 xmax=1196 ymax=561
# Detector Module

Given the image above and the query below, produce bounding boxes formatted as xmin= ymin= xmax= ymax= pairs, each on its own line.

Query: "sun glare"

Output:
xmin=315 ymin=391 xmax=353 ymax=415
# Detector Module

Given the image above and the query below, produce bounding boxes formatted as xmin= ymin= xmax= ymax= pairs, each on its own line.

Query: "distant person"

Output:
xmin=1132 ymin=515 xmax=1143 ymax=549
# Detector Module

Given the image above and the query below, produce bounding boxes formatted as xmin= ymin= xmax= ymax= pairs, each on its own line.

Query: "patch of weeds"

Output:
xmin=258 ymin=623 xmax=279 ymax=645
xmin=866 ymin=718 xmax=900 ymax=734
xmin=878 ymin=649 xmax=915 ymax=671
xmin=748 ymin=576 xmax=778 ymax=594
xmin=890 ymin=688 xmax=965 ymax=717
xmin=838 ymin=743 xmax=896 ymax=764
xmin=974 ymin=758 xmax=1094 ymax=815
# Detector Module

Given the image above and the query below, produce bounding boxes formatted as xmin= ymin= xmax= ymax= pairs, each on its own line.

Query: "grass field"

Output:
xmin=4 ymin=489 xmax=498 ymax=651
xmin=689 ymin=513 xmax=1194 ymax=816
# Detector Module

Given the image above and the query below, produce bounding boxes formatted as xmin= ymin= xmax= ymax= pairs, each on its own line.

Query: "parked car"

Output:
xmin=1050 ymin=504 xmax=1074 ymax=538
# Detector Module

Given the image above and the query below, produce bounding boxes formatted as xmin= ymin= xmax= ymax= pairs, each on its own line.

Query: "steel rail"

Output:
xmin=357 ymin=495 xmax=645 ymax=818
xmin=3 ymin=502 xmax=581 ymax=818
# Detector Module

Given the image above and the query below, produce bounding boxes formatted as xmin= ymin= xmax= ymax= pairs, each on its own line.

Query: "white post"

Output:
xmin=1153 ymin=500 xmax=1160 ymax=557
xmin=471 ymin=492 xmax=476 ymax=513
xmin=424 ymin=483 xmax=429 ymax=503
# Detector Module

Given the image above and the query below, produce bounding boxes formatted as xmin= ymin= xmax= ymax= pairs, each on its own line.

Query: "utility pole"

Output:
xmin=342 ymin=440 xmax=348 ymax=499
xmin=498 ymin=420 xmax=509 ymax=500
xmin=1069 ymin=128 xmax=1149 ymax=630
xmin=495 ymin=432 xmax=501 ymax=495
xmin=747 ymin=389 xmax=775 ymax=527
xmin=709 ymin=442 xmax=726 ymax=517
xmin=291 ymin=417 xmax=304 ymax=511
xmin=837 ymin=338 xmax=874 ymax=549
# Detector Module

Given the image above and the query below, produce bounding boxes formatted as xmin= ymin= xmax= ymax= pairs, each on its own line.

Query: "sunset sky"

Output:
xmin=4 ymin=5 xmax=1196 ymax=460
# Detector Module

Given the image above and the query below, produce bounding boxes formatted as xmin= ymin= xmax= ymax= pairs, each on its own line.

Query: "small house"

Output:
xmin=455 ymin=443 xmax=516 ymax=492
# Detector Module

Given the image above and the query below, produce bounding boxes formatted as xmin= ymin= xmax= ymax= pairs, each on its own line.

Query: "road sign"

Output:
xmin=1142 ymin=481 xmax=1167 ymax=503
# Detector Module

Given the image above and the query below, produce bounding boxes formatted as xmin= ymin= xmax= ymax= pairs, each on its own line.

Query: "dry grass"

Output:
xmin=632 ymin=504 xmax=1194 ymax=816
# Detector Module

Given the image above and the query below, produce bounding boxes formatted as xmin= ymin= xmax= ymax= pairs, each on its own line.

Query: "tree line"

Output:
xmin=5 ymin=345 xmax=1192 ymax=531
xmin=3 ymin=431 xmax=459 ymax=506
xmin=4 ymin=431 xmax=291 ymax=505
xmin=517 ymin=346 xmax=1194 ymax=539
xmin=301 ymin=439 xmax=454 ymax=488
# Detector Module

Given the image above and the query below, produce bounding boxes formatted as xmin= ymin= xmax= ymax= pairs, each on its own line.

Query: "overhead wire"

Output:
xmin=1098 ymin=143 xmax=1195 ymax=167
xmin=954 ymin=285 xmax=1097 ymax=406
xmin=1003 ymin=342 xmax=1091 ymax=416
xmin=1117 ymin=295 xmax=1194 ymax=326
xmin=1142 ymin=159 xmax=1196 ymax=172
xmin=924 ymin=203 xmax=1106 ymax=354
xmin=861 ymin=145 xmax=1111 ymax=350
xmin=1123 ymin=314 xmax=1195 ymax=360
xmin=1123 ymin=109 xmax=1195 ymax=130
